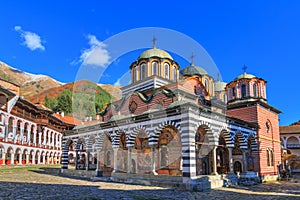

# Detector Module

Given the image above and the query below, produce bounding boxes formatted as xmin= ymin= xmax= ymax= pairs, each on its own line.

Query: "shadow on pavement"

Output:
xmin=4 ymin=167 xmax=295 ymax=199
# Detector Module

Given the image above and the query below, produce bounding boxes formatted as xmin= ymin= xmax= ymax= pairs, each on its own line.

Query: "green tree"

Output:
xmin=45 ymin=96 xmax=57 ymax=110
xmin=56 ymin=89 xmax=73 ymax=115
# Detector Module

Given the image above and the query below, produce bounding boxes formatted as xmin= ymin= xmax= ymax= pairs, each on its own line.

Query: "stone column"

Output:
xmin=12 ymin=126 xmax=16 ymax=142
xmin=180 ymin=110 xmax=198 ymax=183
xmin=27 ymin=129 xmax=31 ymax=145
xmin=18 ymin=153 xmax=22 ymax=165
xmin=85 ymin=152 xmax=90 ymax=170
xmin=20 ymin=128 xmax=24 ymax=144
xmin=151 ymin=145 xmax=158 ymax=175
xmin=26 ymin=154 xmax=30 ymax=164
xmin=75 ymin=150 xmax=79 ymax=170
xmin=2 ymin=152 xmax=6 ymax=165
xmin=43 ymin=131 xmax=47 ymax=147
xmin=211 ymin=146 xmax=218 ymax=175
xmin=37 ymin=154 xmax=41 ymax=164
xmin=61 ymin=139 xmax=69 ymax=170
xmin=48 ymin=132 xmax=51 ymax=147
xmin=42 ymin=154 xmax=46 ymax=164
xmin=51 ymin=156 xmax=54 ymax=164
xmin=113 ymin=147 xmax=118 ymax=173
xmin=38 ymin=132 xmax=42 ymax=147
xmin=55 ymin=134 xmax=58 ymax=149
xmin=228 ymin=147 xmax=233 ymax=173
xmin=11 ymin=153 xmax=15 ymax=165
xmin=47 ymin=156 xmax=50 ymax=164
xmin=127 ymin=147 xmax=132 ymax=173
xmin=4 ymin=123 xmax=8 ymax=142
xmin=33 ymin=130 xmax=37 ymax=146
xmin=242 ymin=150 xmax=247 ymax=173
xmin=96 ymin=150 xmax=102 ymax=176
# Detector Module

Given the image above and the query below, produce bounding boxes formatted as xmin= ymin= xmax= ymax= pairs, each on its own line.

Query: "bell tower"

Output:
xmin=225 ymin=69 xmax=281 ymax=180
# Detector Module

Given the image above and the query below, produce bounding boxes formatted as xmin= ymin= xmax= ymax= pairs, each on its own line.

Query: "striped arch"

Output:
xmin=85 ymin=136 xmax=94 ymax=150
xmin=61 ymin=138 xmax=73 ymax=156
xmin=94 ymin=135 xmax=102 ymax=150
xmin=219 ymin=129 xmax=234 ymax=147
xmin=111 ymin=129 xmax=126 ymax=147
xmin=98 ymin=132 xmax=112 ymax=148
xmin=247 ymin=133 xmax=258 ymax=151
xmin=234 ymin=132 xmax=247 ymax=149
xmin=128 ymin=125 xmax=149 ymax=147
xmin=194 ymin=120 xmax=216 ymax=146
xmin=150 ymin=120 xmax=180 ymax=145
xmin=75 ymin=138 xmax=85 ymax=151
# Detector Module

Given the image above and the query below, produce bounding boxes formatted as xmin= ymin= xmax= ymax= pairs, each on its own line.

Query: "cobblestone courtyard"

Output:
xmin=0 ymin=166 xmax=300 ymax=200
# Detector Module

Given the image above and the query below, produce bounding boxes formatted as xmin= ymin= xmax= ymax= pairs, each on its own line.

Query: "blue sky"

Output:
xmin=0 ymin=1 xmax=299 ymax=125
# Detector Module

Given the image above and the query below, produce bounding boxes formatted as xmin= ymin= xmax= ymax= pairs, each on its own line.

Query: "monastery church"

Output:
xmin=61 ymin=42 xmax=281 ymax=190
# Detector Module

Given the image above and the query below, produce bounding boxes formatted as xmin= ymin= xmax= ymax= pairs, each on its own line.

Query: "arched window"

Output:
xmin=267 ymin=148 xmax=274 ymax=167
xmin=241 ymin=84 xmax=246 ymax=98
xmin=204 ymin=79 xmax=209 ymax=92
xmin=232 ymin=87 xmax=236 ymax=97
xmin=140 ymin=63 xmax=147 ymax=80
xmin=253 ymin=83 xmax=257 ymax=97
xmin=152 ymin=62 xmax=158 ymax=76
xmin=164 ymin=63 xmax=170 ymax=79
xmin=135 ymin=66 xmax=139 ymax=81
xmin=173 ymin=66 xmax=177 ymax=81
xmin=266 ymin=121 xmax=270 ymax=133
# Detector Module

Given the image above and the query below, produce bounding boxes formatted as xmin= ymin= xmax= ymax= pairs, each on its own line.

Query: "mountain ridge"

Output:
xmin=0 ymin=61 xmax=122 ymax=104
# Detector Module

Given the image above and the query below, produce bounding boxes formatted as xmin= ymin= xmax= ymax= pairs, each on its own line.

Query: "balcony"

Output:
xmin=286 ymin=144 xmax=300 ymax=149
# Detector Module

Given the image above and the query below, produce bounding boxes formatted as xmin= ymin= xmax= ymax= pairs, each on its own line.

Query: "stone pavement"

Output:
xmin=0 ymin=166 xmax=300 ymax=200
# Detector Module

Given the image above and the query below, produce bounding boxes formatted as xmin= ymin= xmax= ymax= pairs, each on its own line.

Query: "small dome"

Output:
xmin=235 ymin=73 xmax=255 ymax=80
xmin=180 ymin=65 xmax=208 ymax=76
xmin=138 ymin=48 xmax=173 ymax=60
xmin=214 ymin=81 xmax=227 ymax=92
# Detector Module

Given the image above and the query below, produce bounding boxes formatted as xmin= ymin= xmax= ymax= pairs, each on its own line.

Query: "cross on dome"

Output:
xmin=243 ymin=64 xmax=247 ymax=74
xmin=152 ymin=36 xmax=157 ymax=49
xmin=190 ymin=52 xmax=195 ymax=66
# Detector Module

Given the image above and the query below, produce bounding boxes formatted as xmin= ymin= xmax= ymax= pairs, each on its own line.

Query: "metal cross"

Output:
xmin=243 ymin=65 xmax=247 ymax=73
xmin=152 ymin=36 xmax=157 ymax=48
xmin=190 ymin=52 xmax=195 ymax=65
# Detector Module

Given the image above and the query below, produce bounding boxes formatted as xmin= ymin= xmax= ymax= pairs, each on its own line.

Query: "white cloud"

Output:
xmin=114 ymin=71 xmax=131 ymax=86
xmin=79 ymin=34 xmax=110 ymax=67
xmin=14 ymin=26 xmax=45 ymax=51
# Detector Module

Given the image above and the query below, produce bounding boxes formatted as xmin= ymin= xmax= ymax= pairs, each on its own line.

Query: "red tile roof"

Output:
xmin=52 ymin=113 xmax=82 ymax=125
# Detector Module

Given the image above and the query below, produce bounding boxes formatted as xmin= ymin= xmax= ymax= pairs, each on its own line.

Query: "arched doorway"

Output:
xmin=195 ymin=126 xmax=211 ymax=175
xmin=102 ymin=134 xmax=113 ymax=176
xmin=232 ymin=134 xmax=243 ymax=173
xmin=217 ymin=134 xmax=229 ymax=174
xmin=6 ymin=147 xmax=13 ymax=165
xmin=156 ymin=125 xmax=181 ymax=175
xmin=247 ymin=135 xmax=255 ymax=171
xmin=133 ymin=130 xmax=150 ymax=174
xmin=234 ymin=161 xmax=242 ymax=174
xmin=118 ymin=132 xmax=128 ymax=173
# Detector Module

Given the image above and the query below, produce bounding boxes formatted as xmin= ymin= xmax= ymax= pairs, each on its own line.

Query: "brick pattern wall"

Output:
xmin=227 ymin=104 xmax=281 ymax=176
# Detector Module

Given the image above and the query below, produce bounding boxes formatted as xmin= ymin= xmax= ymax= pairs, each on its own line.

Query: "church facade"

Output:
xmin=62 ymin=44 xmax=281 ymax=189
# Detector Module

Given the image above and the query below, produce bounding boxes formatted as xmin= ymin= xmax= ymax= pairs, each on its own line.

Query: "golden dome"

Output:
xmin=138 ymin=48 xmax=173 ymax=60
